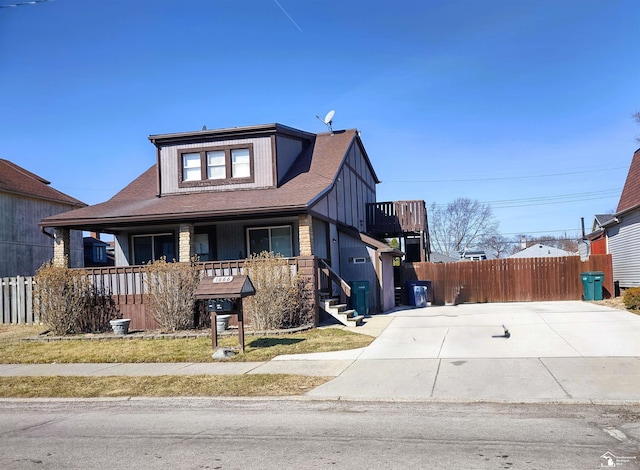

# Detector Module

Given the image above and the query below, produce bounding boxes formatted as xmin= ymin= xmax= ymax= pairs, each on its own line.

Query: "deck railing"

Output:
xmin=366 ymin=200 xmax=427 ymax=234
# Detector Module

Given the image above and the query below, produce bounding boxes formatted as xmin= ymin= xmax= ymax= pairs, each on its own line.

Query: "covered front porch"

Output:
xmin=77 ymin=256 xmax=342 ymax=330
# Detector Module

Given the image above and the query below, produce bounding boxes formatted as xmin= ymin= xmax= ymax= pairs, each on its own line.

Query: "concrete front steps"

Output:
xmin=321 ymin=296 xmax=364 ymax=327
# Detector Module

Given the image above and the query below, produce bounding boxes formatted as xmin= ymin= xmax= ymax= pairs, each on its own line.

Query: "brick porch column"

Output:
xmin=53 ymin=227 xmax=70 ymax=267
xmin=298 ymin=214 xmax=314 ymax=257
xmin=178 ymin=223 xmax=194 ymax=262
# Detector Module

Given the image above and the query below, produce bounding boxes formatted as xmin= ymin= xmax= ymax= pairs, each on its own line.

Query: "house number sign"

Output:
xmin=213 ymin=276 xmax=233 ymax=283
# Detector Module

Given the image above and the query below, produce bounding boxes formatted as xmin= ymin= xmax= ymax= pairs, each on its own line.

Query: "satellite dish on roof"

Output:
xmin=316 ymin=109 xmax=335 ymax=133
xmin=324 ymin=110 xmax=335 ymax=125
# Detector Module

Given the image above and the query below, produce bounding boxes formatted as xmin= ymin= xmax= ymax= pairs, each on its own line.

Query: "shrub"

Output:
xmin=34 ymin=259 xmax=120 ymax=335
xmin=623 ymin=287 xmax=640 ymax=312
xmin=76 ymin=285 xmax=120 ymax=333
xmin=243 ymin=251 xmax=309 ymax=330
xmin=143 ymin=257 xmax=201 ymax=331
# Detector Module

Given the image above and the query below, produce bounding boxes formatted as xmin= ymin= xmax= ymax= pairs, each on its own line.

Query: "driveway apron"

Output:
xmin=304 ymin=301 xmax=640 ymax=402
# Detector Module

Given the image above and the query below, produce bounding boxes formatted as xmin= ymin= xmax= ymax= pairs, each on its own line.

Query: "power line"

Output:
xmin=385 ymin=165 xmax=627 ymax=184
xmin=501 ymin=229 xmax=582 ymax=235
xmin=429 ymin=189 xmax=620 ymax=209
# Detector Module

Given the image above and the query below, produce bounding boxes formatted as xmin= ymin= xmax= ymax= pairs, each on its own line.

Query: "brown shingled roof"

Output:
xmin=0 ymin=159 xmax=86 ymax=207
xmin=41 ymin=128 xmax=369 ymax=229
xmin=616 ymin=148 xmax=640 ymax=214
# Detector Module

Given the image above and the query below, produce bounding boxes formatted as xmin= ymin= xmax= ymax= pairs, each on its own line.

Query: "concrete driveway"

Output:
xmin=269 ymin=301 xmax=640 ymax=402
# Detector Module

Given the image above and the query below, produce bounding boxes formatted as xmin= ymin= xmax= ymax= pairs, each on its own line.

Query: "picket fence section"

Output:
xmin=403 ymin=254 xmax=614 ymax=305
xmin=1 ymin=276 xmax=35 ymax=324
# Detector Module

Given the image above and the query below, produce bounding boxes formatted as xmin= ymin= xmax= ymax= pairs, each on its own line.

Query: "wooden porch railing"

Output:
xmin=79 ymin=258 xmax=308 ymax=329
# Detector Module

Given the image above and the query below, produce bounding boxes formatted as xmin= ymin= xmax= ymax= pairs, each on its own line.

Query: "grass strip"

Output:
xmin=0 ymin=374 xmax=330 ymax=398
xmin=0 ymin=326 xmax=374 ymax=364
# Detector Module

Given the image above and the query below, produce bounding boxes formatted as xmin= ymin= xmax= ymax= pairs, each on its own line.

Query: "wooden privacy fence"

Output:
xmin=1 ymin=276 xmax=35 ymax=324
xmin=403 ymin=254 xmax=613 ymax=305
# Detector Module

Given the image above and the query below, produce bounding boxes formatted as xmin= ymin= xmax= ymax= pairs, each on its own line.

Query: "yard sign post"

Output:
xmin=194 ymin=275 xmax=256 ymax=353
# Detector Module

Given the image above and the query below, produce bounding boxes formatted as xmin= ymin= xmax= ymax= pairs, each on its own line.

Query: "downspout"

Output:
xmin=41 ymin=227 xmax=55 ymax=239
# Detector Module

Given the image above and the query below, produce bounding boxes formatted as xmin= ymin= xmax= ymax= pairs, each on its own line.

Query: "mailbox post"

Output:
xmin=194 ymin=275 xmax=255 ymax=354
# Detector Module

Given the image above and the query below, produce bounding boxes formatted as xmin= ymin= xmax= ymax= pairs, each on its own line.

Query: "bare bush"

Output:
xmin=34 ymin=260 xmax=120 ymax=335
xmin=243 ymin=252 xmax=306 ymax=330
xmin=76 ymin=286 xmax=120 ymax=333
xmin=143 ymin=257 xmax=201 ymax=331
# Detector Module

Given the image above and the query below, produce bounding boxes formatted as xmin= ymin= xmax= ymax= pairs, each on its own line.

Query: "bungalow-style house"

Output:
xmin=0 ymin=159 xmax=85 ymax=277
xmin=40 ymin=123 xmax=422 ymax=323
xmin=508 ymin=244 xmax=575 ymax=259
xmin=596 ymin=148 xmax=640 ymax=292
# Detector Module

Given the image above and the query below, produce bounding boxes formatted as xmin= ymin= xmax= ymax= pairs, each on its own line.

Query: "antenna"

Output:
xmin=316 ymin=109 xmax=335 ymax=133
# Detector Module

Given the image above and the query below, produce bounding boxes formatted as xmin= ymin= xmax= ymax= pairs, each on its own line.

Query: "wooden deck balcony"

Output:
xmin=366 ymin=200 xmax=428 ymax=235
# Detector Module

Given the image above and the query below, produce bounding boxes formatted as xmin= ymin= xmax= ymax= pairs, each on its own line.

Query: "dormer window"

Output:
xmin=178 ymin=144 xmax=254 ymax=187
xmin=182 ymin=153 xmax=202 ymax=182
xmin=207 ymin=150 xmax=226 ymax=179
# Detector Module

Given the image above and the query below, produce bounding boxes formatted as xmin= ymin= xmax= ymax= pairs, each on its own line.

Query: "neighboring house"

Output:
xmin=0 ymin=159 xmax=85 ymax=277
xmin=508 ymin=244 xmax=575 ymax=259
xmin=430 ymin=252 xmax=459 ymax=263
xmin=459 ymin=250 xmax=487 ymax=261
xmin=581 ymin=213 xmax=614 ymax=259
xmin=83 ymin=232 xmax=114 ymax=267
xmin=599 ymin=148 xmax=640 ymax=291
xmin=40 ymin=123 xmax=425 ymax=315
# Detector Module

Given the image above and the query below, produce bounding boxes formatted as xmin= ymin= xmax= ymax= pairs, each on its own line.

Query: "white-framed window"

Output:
xmin=182 ymin=153 xmax=202 ymax=182
xmin=231 ymin=148 xmax=251 ymax=178
xmin=207 ymin=150 xmax=226 ymax=180
xmin=132 ymin=233 xmax=175 ymax=265
xmin=247 ymin=225 xmax=293 ymax=257
xmin=178 ymin=144 xmax=253 ymax=186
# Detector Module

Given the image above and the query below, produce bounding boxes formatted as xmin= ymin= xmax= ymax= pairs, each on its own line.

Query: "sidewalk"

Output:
xmin=2 ymin=301 xmax=640 ymax=404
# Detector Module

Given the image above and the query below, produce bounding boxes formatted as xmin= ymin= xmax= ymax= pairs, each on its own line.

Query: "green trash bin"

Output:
xmin=349 ymin=281 xmax=370 ymax=316
xmin=580 ymin=271 xmax=604 ymax=301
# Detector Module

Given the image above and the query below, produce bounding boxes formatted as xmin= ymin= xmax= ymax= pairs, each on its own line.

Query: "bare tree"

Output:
xmin=634 ymin=112 xmax=640 ymax=142
xmin=429 ymin=198 xmax=499 ymax=257
xmin=483 ymin=234 xmax=513 ymax=259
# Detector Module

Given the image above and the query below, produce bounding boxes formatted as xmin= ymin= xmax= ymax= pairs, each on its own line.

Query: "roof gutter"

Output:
xmin=39 ymin=204 xmax=310 ymax=229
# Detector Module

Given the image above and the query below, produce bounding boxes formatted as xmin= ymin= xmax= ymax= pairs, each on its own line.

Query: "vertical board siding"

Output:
xmin=310 ymin=141 xmax=376 ymax=231
xmin=403 ymin=254 xmax=613 ymax=305
xmin=0 ymin=193 xmax=83 ymax=277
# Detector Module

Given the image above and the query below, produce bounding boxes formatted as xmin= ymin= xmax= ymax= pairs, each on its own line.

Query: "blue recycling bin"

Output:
xmin=406 ymin=280 xmax=432 ymax=307
xmin=349 ymin=281 xmax=370 ymax=316
xmin=580 ymin=272 xmax=604 ymax=301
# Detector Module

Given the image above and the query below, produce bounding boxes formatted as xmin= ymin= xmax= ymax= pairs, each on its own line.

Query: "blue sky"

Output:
xmin=1 ymin=0 xmax=639 ymax=239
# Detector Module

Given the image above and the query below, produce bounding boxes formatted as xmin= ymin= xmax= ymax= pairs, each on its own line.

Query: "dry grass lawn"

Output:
xmin=0 ymin=374 xmax=329 ymax=398
xmin=0 ymin=324 xmax=371 ymax=398
xmin=0 ymin=325 xmax=374 ymax=364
